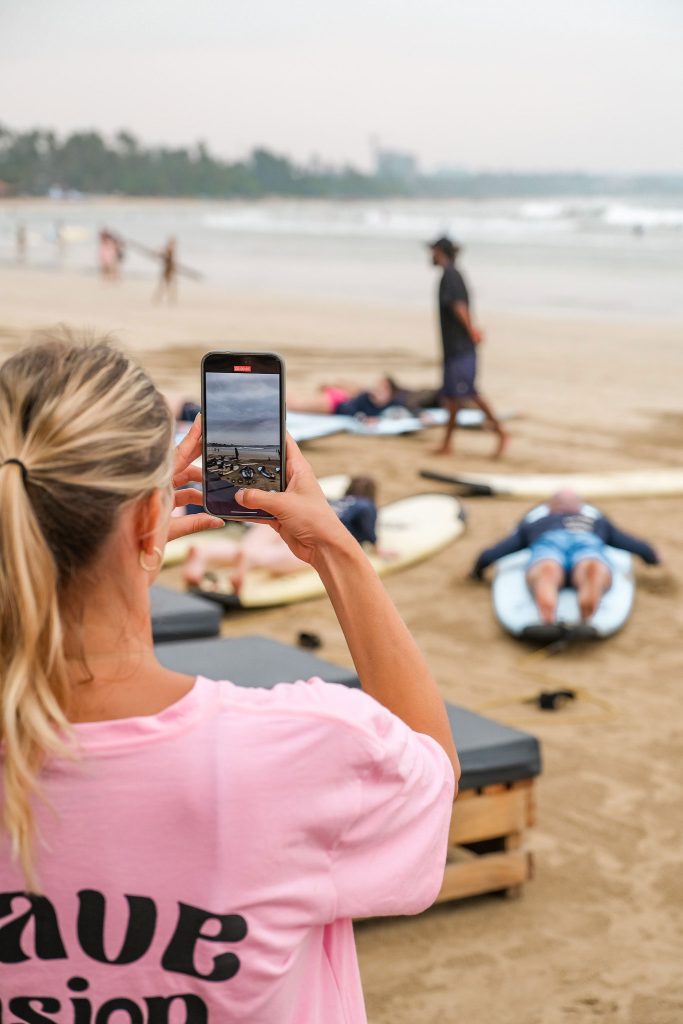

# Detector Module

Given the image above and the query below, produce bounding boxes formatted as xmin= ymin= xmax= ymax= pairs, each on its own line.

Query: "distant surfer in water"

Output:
xmin=469 ymin=489 xmax=660 ymax=623
xmin=154 ymin=236 xmax=178 ymax=303
xmin=428 ymin=236 xmax=508 ymax=458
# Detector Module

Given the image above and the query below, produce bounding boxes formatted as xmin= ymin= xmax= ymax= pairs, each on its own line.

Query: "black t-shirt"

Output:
xmin=329 ymin=496 xmax=378 ymax=546
xmin=336 ymin=392 xmax=388 ymax=417
xmin=439 ymin=264 xmax=474 ymax=358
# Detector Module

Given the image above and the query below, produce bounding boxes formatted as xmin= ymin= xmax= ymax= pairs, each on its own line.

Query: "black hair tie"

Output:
xmin=2 ymin=458 xmax=29 ymax=484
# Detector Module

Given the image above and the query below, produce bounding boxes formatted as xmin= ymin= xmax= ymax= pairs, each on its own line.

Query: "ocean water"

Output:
xmin=2 ymin=196 xmax=683 ymax=321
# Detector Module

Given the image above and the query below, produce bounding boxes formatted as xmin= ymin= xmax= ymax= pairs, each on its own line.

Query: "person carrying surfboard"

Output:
xmin=154 ymin=235 xmax=178 ymax=303
xmin=469 ymin=489 xmax=660 ymax=623
xmin=427 ymin=236 xmax=508 ymax=458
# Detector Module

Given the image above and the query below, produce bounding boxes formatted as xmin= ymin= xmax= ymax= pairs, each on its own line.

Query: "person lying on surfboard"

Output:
xmin=183 ymin=476 xmax=394 ymax=591
xmin=167 ymin=380 xmax=402 ymax=424
xmin=469 ymin=489 xmax=660 ymax=624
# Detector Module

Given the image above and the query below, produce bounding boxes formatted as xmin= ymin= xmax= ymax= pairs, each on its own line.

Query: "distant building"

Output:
xmin=375 ymin=149 xmax=418 ymax=183
xmin=432 ymin=165 xmax=470 ymax=179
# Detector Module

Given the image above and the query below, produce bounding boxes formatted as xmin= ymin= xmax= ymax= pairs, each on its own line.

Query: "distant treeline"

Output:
xmin=1 ymin=124 xmax=682 ymax=199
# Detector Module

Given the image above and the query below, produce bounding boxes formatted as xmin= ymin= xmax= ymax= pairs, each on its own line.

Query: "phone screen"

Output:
xmin=202 ymin=352 xmax=285 ymax=519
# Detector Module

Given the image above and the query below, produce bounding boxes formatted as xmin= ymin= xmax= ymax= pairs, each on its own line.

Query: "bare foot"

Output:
xmin=429 ymin=445 xmax=454 ymax=456
xmin=534 ymin=581 xmax=558 ymax=624
xmin=492 ymin=430 xmax=509 ymax=459
xmin=577 ymin=563 xmax=603 ymax=620
xmin=183 ymin=546 xmax=206 ymax=587
xmin=229 ymin=568 xmax=246 ymax=594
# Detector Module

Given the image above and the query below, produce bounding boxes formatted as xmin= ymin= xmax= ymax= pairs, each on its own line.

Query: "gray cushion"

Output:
xmin=154 ymin=635 xmax=541 ymax=790
xmin=150 ymin=586 xmax=222 ymax=643
xmin=155 ymin=634 xmax=360 ymax=688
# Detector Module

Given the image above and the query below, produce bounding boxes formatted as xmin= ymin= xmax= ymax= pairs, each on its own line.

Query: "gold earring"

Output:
xmin=139 ymin=546 xmax=163 ymax=572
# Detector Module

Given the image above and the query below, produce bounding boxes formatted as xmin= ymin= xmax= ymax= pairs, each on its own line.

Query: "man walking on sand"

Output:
xmin=428 ymin=236 xmax=508 ymax=457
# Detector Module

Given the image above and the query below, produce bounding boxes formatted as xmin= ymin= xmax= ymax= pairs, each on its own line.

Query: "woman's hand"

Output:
xmin=235 ymin=435 xmax=353 ymax=566
xmin=167 ymin=415 xmax=224 ymax=543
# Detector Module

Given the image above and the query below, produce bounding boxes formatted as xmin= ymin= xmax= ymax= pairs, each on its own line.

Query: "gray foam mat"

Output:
xmin=155 ymin=634 xmax=360 ymax=688
xmin=446 ymin=704 xmax=541 ymax=790
xmin=155 ymin=635 xmax=541 ymax=790
xmin=150 ymin=586 xmax=222 ymax=643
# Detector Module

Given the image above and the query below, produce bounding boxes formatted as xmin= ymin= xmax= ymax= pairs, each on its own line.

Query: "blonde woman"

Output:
xmin=0 ymin=332 xmax=458 ymax=1022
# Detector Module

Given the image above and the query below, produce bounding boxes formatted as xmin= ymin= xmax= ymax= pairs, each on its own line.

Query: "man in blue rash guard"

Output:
xmin=470 ymin=490 xmax=660 ymax=624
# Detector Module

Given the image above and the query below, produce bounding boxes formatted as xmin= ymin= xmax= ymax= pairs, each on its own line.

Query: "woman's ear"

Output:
xmin=135 ymin=489 xmax=166 ymax=556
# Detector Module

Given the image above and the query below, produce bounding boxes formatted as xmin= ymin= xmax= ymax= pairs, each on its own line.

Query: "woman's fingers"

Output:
xmin=167 ymin=513 xmax=224 ymax=542
xmin=173 ymin=463 xmax=203 ymax=487
xmin=174 ymin=414 xmax=202 ymax=473
xmin=174 ymin=487 xmax=205 ymax=507
xmin=235 ymin=487 xmax=283 ymax=514
xmin=284 ymin=433 xmax=311 ymax=483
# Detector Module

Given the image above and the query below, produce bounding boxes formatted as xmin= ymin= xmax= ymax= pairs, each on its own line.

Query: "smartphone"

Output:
xmin=201 ymin=351 xmax=286 ymax=520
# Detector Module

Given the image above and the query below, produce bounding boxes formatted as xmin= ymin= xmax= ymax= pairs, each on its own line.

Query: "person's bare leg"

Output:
xmin=526 ymin=560 xmax=564 ymax=624
xmin=470 ymin=392 xmax=509 ymax=458
xmin=430 ymin=399 xmax=460 ymax=455
xmin=286 ymin=393 xmax=336 ymax=414
xmin=231 ymin=526 xmax=307 ymax=592
xmin=183 ymin=538 xmax=240 ymax=586
xmin=572 ymin=559 xmax=611 ymax=621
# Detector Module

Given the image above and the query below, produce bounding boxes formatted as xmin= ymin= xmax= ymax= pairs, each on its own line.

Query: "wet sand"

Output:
xmin=2 ymin=265 xmax=682 ymax=1023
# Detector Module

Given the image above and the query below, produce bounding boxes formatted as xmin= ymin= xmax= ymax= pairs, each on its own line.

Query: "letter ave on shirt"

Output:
xmin=0 ymin=889 xmax=248 ymax=1022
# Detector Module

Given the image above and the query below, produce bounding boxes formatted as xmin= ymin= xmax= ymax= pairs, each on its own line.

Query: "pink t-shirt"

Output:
xmin=0 ymin=676 xmax=454 ymax=1023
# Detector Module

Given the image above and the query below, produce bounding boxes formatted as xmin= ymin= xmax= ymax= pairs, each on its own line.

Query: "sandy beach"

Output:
xmin=2 ymin=263 xmax=682 ymax=1023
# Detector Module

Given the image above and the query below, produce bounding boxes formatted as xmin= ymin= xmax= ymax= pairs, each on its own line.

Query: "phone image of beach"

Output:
xmin=204 ymin=369 xmax=282 ymax=518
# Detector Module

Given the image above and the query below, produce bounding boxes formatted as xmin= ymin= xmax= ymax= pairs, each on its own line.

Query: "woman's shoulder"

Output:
xmin=203 ymin=676 xmax=401 ymax=755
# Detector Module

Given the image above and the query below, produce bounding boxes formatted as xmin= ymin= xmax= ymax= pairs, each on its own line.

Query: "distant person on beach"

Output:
xmin=183 ymin=475 xmax=390 ymax=589
xmin=173 ymin=379 xmax=441 ymax=428
xmin=428 ymin=236 xmax=508 ymax=457
xmin=154 ymin=235 xmax=178 ymax=303
xmin=470 ymin=489 xmax=660 ymax=623
xmin=287 ymin=376 xmax=443 ymax=420
xmin=288 ymin=376 xmax=403 ymax=419
xmin=53 ymin=219 xmax=66 ymax=261
xmin=98 ymin=228 xmax=124 ymax=281
xmin=15 ymin=222 xmax=27 ymax=263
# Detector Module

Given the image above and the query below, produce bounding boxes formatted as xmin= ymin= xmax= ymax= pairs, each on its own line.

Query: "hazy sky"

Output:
xmin=2 ymin=0 xmax=681 ymax=173
xmin=206 ymin=373 xmax=280 ymax=447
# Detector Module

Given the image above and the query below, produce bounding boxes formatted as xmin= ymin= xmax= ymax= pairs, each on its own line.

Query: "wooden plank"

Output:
xmin=436 ymin=850 xmax=531 ymax=903
xmin=449 ymin=787 xmax=531 ymax=845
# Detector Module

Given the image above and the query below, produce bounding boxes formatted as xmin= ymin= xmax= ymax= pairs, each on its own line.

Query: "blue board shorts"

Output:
xmin=443 ymin=352 xmax=478 ymax=399
xmin=527 ymin=529 xmax=612 ymax=578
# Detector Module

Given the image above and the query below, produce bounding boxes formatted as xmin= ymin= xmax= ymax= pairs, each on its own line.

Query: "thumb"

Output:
xmin=235 ymin=488 xmax=282 ymax=514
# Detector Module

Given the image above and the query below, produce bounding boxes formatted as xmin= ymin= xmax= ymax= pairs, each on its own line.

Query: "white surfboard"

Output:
xmin=491 ymin=502 xmax=635 ymax=641
xmin=493 ymin=546 xmax=634 ymax=642
xmin=286 ymin=412 xmax=350 ymax=443
xmin=192 ymin=483 xmax=465 ymax=609
xmin=163 ymin=475 xmax=350 ymax=567
xmin=286 ymin=407 xmax=518 ymax=442
xmin=421 ymin=467 xmax=683 ymax=499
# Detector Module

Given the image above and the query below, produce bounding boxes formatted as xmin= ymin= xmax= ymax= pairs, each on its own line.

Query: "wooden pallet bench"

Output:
xmin=438 ymin=778 xmax=536 ymax=902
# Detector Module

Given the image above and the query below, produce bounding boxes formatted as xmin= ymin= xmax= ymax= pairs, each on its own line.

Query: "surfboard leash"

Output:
xmin=474 ymin=638 xmax=618 ymax=725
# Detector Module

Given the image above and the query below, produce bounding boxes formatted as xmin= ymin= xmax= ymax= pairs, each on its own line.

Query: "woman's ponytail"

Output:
xmin=0 ymin=459 xmax=72 ymax=890
xmin=0 ymin=328 xmax=173 ymax=890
